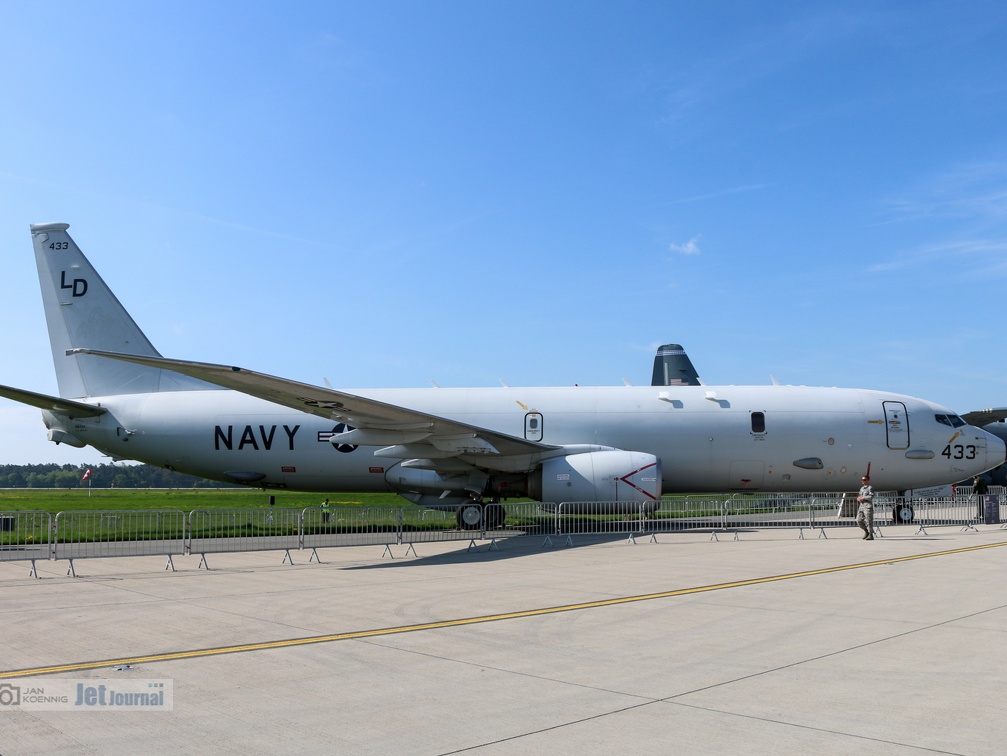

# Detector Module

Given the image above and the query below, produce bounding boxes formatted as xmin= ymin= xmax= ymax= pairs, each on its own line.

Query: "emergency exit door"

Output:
xmin=524 ymin=412 xmax=544 ymax=442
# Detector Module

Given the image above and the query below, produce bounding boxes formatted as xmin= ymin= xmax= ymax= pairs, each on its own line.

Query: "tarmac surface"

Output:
xmin=2 ymin=524 xmax=1007 ymax=755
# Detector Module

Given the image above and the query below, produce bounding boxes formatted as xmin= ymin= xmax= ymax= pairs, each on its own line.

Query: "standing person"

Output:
xmin=974 ymin=476 xmax=989 ymax=519
xmin=856 ymin=476 xmax=874 ymax=540
xmin=321 ymin=497 xmax=331 ymax=524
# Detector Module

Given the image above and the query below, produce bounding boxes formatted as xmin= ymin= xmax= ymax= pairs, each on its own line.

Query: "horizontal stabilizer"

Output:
xmin=0 ymin=384 xmax=106 ymax=417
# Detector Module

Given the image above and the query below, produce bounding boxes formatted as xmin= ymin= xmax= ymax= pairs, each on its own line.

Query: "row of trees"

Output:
xmin=0 ymin=463 xmax=236 ymax=489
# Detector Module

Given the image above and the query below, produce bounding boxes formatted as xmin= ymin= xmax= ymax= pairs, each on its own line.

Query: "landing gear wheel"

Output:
xmin=893 ymin=502 xmax=914 ymax=524
xmin=484 ymin=503 xmax=505 ymax=529
xmin=457 ymin=504 xmax=483 ymax=530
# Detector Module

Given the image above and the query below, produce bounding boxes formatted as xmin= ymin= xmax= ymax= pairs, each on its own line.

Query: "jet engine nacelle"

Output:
xmin=47 ymin=429 xmax=86 ymax=448
xmin=529 ymin=450 xmax=662 ymax=503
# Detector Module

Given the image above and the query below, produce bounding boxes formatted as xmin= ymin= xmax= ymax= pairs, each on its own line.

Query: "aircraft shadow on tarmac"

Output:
xmin=340 ymin=531 xmax=640 ymax=568
xmin=338 ymin=523 xmax=975 ymax=569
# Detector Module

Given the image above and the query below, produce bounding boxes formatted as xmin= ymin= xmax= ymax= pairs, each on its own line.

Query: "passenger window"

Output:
xmin=751 ymin=412 xmax=766 ymax=434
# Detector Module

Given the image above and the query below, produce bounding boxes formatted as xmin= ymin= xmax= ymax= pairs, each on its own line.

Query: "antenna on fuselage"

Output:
xmin=651 ymin=344 xmax=703 ymax=387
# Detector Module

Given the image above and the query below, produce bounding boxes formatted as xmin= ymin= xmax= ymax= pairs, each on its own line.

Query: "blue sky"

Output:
xmin=2 ymin=1 xmax=1007 ymax=465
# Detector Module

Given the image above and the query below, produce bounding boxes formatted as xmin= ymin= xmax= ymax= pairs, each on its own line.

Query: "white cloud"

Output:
xmin=882 ymin=160 xmax=1007 ymax=226
xmin=670 ymin=236 xmax=701 ymax=255
xmin=867 ymin=238 xmax=1007 ymax=282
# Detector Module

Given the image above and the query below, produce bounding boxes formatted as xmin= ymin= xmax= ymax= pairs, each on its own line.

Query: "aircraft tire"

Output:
xmin=457 ymin=504 xmax=483 ymax=530
xmin=893 ymin=503 xmax=914 ymax=524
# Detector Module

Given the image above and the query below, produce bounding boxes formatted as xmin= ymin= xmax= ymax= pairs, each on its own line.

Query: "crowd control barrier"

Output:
xmin=301 ymin=506 xmax=403 ymax=558
xmin=0 ymin=511 xmax=52 ymax=577
xmin=187 ymin=508 xmax=301 ymax=566
xmin=53 ymin=510 xmax=187 ymax=575
xmin=7 ymin=487 xmax=1001 ymax=575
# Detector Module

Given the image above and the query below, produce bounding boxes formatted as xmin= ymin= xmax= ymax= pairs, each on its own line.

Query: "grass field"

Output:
xmin=0 ymin=488 xmax=408 ymax=514
xmin=0 ymin=488 xmax=798 ymax=517
xmin=0 ymin=489 xmax=548 ymax=544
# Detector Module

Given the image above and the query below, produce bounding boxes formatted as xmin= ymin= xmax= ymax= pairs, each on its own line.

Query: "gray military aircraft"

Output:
xmin=961 ymin=409 xmax=1007 ymax=487
xmin=1 ymin=223 xmax=1004 ymax=529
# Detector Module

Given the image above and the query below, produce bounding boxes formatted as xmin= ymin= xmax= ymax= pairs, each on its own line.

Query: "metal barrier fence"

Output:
xmin=302 ymin=506 xmax=401 ymax=551
xmin=401 ymin=507 xmax=476 ymax=544
xmin=548 ymin=490 xmax=1006 ymax=538
xmin=872 ymin=492 xmax=1002 ymax=530
xmin=554 ymin=501 xmax=649 ymax=535
xmin=53 ymin=510 xmax=187 ymax=575
xmin=654 ymin=493 xmax=842 ymax=532
xmin=7 ymin=488 xmax=1003 ymax=573
xmin=487 ymin=502 xmax=553 ymax=540
xmin=542 ymin=495 xmax=844 ymax=537
xmin=301 ymin=503 xmax=558 ymax=552
xmin=187 ymin=508 xmax=302 ymax=564
xmin=0 ymin=511 xmax=52 ymax=575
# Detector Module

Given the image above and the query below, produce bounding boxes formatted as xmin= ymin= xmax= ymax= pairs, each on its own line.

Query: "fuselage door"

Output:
xmin=525 ymin=412 xmax=544 ymax=442
xmin=883 ymin=401 xmax=909 ymax=449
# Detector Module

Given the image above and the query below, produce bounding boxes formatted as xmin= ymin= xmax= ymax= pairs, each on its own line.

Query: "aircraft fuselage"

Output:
xmin=55 ymin=383 xmax=1003 ymax=496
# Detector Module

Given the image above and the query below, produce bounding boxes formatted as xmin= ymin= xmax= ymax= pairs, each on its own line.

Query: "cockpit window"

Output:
xmin=935 ymin=413 xmax=966 ymax=427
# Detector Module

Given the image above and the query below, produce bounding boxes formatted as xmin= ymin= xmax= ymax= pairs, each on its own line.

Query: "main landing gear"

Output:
xmin=455 ymin=502 xmax=506 ymax=530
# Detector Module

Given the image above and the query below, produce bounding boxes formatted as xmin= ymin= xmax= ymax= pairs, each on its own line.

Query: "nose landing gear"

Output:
xmin=455 ymin=502 xmax=507 ymax=530
xmin=892 ymin=501 xmax=915 ymax=524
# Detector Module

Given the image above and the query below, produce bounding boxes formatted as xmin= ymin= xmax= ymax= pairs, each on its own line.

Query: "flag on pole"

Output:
xmin=82 ymin=469 xmax=92 ymax=482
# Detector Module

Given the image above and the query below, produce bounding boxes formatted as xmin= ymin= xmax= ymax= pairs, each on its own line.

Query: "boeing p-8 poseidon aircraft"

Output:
xmin=1 ymin=223 xmax=1003 ymax=528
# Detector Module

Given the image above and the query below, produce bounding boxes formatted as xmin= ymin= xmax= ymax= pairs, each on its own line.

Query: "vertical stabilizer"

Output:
xmin=651 ymin=344 xmax=703 ymax=386
xmin=30 ymin=223 xmax=215 ymax=398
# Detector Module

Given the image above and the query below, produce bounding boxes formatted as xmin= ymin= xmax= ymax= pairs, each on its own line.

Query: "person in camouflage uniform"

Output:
xmin=857 ymin=476 xmax=874 ymax=540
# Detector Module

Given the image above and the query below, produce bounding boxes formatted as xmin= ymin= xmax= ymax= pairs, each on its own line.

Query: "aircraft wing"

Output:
xmin=70 ymin=349 xmax=556 ymax=457
xmin=0 ymin=384 xmax=107 ymax=418
xmin=962 ymin=407 xmax=1007 ymax=427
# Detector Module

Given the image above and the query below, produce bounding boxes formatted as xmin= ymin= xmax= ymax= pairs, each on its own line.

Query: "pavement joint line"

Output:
xmin=4 ymin=538 xmax=1006 ymax=680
